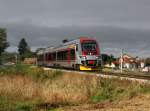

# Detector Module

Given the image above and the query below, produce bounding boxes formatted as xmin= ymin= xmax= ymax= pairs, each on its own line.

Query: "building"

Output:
xmin=23 ymin=58 xmax=37 ymax=65
xmin=119 ymin=54 xmax=137 ymax=69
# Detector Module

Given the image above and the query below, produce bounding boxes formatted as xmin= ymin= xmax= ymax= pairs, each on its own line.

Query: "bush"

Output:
xmin=0 ymin=64 xmax=31 ymax=76
xmin=91 ymin=78 xmax=150 ymax=102
xmin=0 ymin=64 xmax=63 ymax=80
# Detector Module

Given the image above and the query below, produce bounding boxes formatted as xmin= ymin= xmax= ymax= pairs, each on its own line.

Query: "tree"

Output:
xmin=0 ymin=28 xmax=9 ymax=64
xmin=101 ymin=54 xmax=116 ymax=65
xmin=1 ymin=52 xmax=17 ymax=63
xmin=109 ymin=54 xmax=116 ymax=63
xmin=18 ymin=38 xmax=32 ymax=60
xmin=145 ymin=58 xmax=150 ymax=66
xmin=18 ymin=38 xmax=29 ymax=55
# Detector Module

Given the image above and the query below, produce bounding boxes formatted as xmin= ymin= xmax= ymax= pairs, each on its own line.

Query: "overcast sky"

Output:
xmin=0 ymin=0 xmax=150 ymax=57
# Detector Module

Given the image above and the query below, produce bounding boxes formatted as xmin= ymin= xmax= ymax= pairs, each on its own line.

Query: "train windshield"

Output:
xmin=82 ymin=42 xmax=97 ymax=51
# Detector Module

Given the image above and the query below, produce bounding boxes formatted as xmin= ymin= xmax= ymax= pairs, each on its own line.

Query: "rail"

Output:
xmin=42 ymin=67 xmax=150 ymax=84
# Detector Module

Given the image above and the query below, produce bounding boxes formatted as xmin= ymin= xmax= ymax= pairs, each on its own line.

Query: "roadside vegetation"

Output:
xmin=0 ymin=64 xmax=150 ymax=111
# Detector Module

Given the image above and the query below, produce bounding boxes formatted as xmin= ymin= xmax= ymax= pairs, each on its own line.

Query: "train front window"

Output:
xmin=82 ymin=42 xmax=97 ymax=51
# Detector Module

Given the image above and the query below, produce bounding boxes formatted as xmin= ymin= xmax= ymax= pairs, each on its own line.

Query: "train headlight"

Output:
xmin=80 ymin=56 xmax=87 ymax=60
xmin=82 ymin=56 xmax=87 ymax=59
xmin=96 ymin=56 xmax=101 ymax=59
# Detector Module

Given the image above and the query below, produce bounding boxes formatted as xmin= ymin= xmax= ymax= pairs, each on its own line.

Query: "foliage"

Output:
xmin=18 ymin=38 xmax=28 ymax=55
xmin=101 ymin=54 xmax=116 ymax=65
xmin=91 ymin=78 xmax=150 ymax=102
xmin=145 ymin=58 xmax=150 ymax=66
xmin=0 ymin=28 xmax=9 ymax=64
xmin=1 ymin=52 xmax=17 ymax=63
xmin=0 ymin=96 xmax=36 ymax=111
xmin=18 ymin=38 xmax=33 ymax=60
xmin=0 ymin=64 xmax=63 ymax=80
xmin=0 ymin=65 xmax=150 ymax=110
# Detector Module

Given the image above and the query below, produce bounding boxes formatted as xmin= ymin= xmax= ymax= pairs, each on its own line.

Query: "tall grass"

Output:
xmin=0 ymin=65 xmax=150 ymax=110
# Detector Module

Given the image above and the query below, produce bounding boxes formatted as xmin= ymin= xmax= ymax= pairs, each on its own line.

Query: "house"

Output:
xmin=104 ymin=61 xmax=119 ymax=69
xmin=119 ymin=54 xmax=137 ymax=69
xmin=110 ymin=61 xmax=119 ymax=69
xmin=23 ymin=58 xmax=37 ymax=64
xmin=142 ymin=66 xmax=150 ymax=72
xmin=140 ymin=61 xmax=145 ymax=68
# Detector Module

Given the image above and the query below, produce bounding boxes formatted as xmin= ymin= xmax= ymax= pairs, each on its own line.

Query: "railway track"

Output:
xmin=101 ymin=72 xmax=150 ymax=80
xmin=43 ymin=67 xmax=150 ymax=84
xmin=97 ymin=72 xmax=150 ymax=84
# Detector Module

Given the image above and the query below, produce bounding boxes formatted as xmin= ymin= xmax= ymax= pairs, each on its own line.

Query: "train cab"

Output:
xmin=77 ymin=37 xmax=101 ymax=70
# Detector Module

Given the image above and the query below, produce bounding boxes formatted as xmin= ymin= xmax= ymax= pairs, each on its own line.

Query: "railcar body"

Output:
xmin=37 ymin=37 xmax=101 ymax=70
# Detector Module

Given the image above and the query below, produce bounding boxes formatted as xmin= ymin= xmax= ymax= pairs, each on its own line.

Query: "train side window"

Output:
xmin=52 ymin=52 xmax=56 ymax=61
xmin=76 ymin=44 xmax=78 ymax=51
xmin=41 ymin=55 xmax=43 ymax=61
xmin=63 ymin=51 xmax=68 ymax=60
xmin=46 ymin=53 xmax=48 ymax=61
xmin=37 ymin=55 xmax=40 ymax=61
xmin=70 ymin=49 xmax=75 ymax=60
xmin=57 ymin=51 xmax=61 ymax=60
xmin=57 ymin=51 xmax=67 ymax=60
xmin=48 ymin=53 xmax=51 ymax=61
xmin=37 ymin=54 xmax=44 ymax=61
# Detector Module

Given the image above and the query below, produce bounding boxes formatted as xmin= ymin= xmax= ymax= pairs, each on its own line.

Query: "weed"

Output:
xmin=0 ymin=65 xmax=150 ymax=110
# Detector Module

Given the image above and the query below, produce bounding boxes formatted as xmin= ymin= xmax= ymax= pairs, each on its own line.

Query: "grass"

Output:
xmin=0 ymin=64 xmax=150 ymax=111
xmin=0 ymin=96 xmax=36 ymax=111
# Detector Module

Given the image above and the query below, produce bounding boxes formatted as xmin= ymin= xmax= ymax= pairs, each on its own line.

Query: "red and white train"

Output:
xmin=37 ymin=37 xmax=101 ymax=70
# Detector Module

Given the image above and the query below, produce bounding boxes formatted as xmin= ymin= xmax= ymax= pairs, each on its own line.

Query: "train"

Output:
xmin=37 ymin=37 xmax=101 ymax=70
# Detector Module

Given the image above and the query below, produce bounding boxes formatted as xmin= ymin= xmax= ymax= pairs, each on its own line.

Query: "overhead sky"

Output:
xmin=0 ymin=0 xmax=150 ymax=57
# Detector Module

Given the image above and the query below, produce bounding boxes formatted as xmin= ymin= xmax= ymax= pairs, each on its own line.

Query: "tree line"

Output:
xmin=0 ymin=28 xmax=34 ymax=64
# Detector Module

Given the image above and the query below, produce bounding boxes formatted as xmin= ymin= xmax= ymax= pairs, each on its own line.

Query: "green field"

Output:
xmin=0 ymin=65 xmax=150 ymax=111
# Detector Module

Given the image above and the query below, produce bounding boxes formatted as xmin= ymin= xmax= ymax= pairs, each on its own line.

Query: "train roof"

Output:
xmin=37 ymin=37 xmax=97 ymax=54
xmin=62 ymin=37 xmax=96 ymax=44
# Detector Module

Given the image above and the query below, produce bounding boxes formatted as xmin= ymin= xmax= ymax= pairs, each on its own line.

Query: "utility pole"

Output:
xmin=15 ymin=54 xmax=17 ymax=64
xmin=120 ymin=49 xmax=123 ymax=73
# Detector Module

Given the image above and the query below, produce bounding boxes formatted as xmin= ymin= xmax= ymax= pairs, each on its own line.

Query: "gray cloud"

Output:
xmin=1 ymin=0 xmax=150 ymax=28
xmin=2 ymin=22 xmax=149 ymax=57
xmin=0 ymin=0 xmax=150 ymax=57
